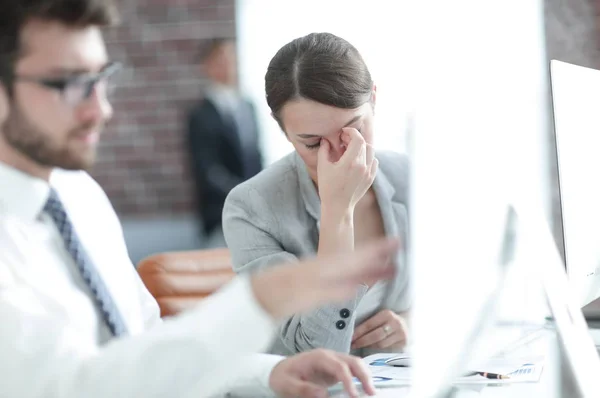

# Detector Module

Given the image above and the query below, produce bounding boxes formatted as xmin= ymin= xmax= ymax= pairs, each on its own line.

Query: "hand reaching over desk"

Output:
xmin=251 ymin=238 xmax=399 ymax=319
xmin=270 ymin=349 xmax=376 ymax=398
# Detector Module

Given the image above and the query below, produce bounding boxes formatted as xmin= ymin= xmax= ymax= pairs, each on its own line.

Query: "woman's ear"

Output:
xmin=370 ymin=83 xmax=377 ymax=115
xmin=371 ymin=83 xmax=377 ymax=106
xmin=0 ymin=83 xmax=9 ymax=126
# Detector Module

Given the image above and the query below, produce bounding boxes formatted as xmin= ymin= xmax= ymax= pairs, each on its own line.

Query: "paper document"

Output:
xmin=362 ymin=353 xmax=545 ymax=385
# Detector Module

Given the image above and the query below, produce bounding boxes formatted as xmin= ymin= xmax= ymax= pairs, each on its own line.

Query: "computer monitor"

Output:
xmin=550 ymin=60 xmax=600 ymax=309
xmin=405 ymin=1 xmax=553 ymax=396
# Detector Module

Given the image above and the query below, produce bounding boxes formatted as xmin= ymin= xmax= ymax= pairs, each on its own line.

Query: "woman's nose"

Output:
xmin=326 ymin=135 xmax=346 ymax=162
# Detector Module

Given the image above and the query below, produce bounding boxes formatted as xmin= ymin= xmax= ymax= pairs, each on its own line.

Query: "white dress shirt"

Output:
xmin=354 ymin=281 xmax=389 ymax=326
xmin=0 ymin=162 xmax=284 ymax=398
xmin=204 ymin=83 xmax=241 ymax=117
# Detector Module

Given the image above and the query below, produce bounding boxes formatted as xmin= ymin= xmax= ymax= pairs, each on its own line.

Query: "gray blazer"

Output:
xmin=222 ymin=150 xmax=412 ymax=357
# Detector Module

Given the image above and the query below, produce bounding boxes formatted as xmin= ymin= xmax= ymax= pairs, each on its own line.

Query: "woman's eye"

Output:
xmin=305 ymin=141 xmax=321 ymax=150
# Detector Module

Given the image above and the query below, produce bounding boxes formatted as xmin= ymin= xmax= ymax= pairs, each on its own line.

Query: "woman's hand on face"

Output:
xmin=316 ymin=127 xmax=378 ymax=213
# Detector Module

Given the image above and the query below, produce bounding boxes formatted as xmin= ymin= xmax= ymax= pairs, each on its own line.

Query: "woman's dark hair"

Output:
xmin=265 ymin=32 xmax=373 ymax=131
xmin=0 ymin=0 xmax=119 ymax=92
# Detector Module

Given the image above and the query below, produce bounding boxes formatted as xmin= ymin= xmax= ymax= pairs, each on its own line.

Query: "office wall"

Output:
xmin=544 ymin=0 xmax=600 ymax=258
xmin=89 ymin=0 xmax=600 ymax=263
xmin=92 ymin=0 xmax=236 ymax=217
xmin=91 ymin=1 xmax=237 ymax=263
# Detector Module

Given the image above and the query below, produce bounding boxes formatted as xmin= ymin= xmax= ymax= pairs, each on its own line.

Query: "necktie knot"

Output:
xmin=44 ymin=188 xmax=61 ymax=212
xmin=44 ymin=188 xmax=68 ymax=230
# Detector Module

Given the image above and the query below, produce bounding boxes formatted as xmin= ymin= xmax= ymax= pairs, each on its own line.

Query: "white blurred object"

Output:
xmin=406 ymin=0 xmax=552 ymax=397
xmin=550 ymin=60 xmax=600 ymax=307
xmin=517 ymin=200 xmax=600 ymax=398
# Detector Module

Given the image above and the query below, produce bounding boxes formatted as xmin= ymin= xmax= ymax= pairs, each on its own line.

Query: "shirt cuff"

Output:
xmin=222 ymin=354 xmax=286 ymax=397
xmin=256 ymin=354 xmax=286 ymax=395
xmin=186 ymin=274 xmax=279 ymax=355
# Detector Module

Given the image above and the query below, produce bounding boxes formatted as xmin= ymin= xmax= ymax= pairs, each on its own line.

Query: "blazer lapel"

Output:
xmin=205 ymin=97 xmax=244 ymax=158
xmin=371 ymin=170 xmax=410 ymax=308
xmin=294 ymin=153 xmax=321 ymax=229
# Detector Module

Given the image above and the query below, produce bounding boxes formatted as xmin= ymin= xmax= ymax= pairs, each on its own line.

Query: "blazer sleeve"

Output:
xmin=187 ymin=105 xmax=246 ymax=197
xmin=222 ymin=186 xmax=368 ymax=355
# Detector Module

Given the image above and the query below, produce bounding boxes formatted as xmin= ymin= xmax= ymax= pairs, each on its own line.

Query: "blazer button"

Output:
xmin=336 ymin=320 xmax=346 ymax=330
xmin=340 ymin=309 xmax=350 ymax=319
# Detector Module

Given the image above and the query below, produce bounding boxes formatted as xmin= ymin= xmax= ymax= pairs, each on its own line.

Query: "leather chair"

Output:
xmin=137 ymin=248 xmax=235 ymax=317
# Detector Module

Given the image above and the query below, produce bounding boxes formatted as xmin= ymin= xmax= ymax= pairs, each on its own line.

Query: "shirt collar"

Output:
xmin=0 ymin=161 xmax=52 ymax=221
xmin=204 ymin=83 xmax=241 ymax=112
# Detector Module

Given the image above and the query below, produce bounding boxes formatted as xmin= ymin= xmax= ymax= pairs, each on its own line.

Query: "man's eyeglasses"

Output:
xmin=12 ymin=62 xmax=122 ymax=107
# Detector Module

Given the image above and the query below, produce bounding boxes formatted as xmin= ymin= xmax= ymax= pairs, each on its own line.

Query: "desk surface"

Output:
xmin=333 ymin=328 xmax=571 ymax=398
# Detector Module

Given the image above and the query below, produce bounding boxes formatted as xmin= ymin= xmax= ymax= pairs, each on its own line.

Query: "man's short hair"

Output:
xmin=0 ymin=0 xmax=119 ymax=89
xmin=197 ymin=37 xmax=236 ymax=63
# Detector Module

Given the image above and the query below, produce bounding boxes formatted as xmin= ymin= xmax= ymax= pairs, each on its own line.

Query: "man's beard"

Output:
xmin=2 ymin=103 xmax=102 ymax=171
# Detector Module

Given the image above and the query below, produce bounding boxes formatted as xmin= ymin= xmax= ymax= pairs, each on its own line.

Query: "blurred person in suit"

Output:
xmin=186 ymin=38 xmax=263 ymax=249
xmin=0 ymin=1 xmax=402 ymax=397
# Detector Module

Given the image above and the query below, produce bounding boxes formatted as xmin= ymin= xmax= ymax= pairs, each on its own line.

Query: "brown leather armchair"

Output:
xmin=137 ymin=248 xmax=235 ymax=317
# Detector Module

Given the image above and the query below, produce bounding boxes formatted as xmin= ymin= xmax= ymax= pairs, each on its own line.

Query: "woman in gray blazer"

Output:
xmin=222 ymin=32 xmax=412 ymax=357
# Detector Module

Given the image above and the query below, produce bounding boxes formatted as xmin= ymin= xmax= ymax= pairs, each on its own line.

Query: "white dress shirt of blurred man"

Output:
xmin=0 ymin=1 xmax=400 ymax=397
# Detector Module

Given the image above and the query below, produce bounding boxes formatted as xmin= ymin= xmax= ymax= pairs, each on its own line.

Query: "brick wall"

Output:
xmin=544 ymin=0 xmax=600 ymax=258
xmin=91 ymin=0 xmax=237 ymax=217
xmin=94 ymin=0 xmax=600 ymax=234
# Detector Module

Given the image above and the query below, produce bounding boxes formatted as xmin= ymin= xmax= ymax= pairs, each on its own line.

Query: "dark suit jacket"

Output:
xmin=186 ymin=97 xmax=263 ymax=236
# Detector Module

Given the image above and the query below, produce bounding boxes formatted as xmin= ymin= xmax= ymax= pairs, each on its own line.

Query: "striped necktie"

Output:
xmin=43 ymin=188 xmax=128 ymax=337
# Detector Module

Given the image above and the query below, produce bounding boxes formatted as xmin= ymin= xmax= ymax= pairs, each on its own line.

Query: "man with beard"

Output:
xmin=0 ymin=1 xmax=400 ymax=397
